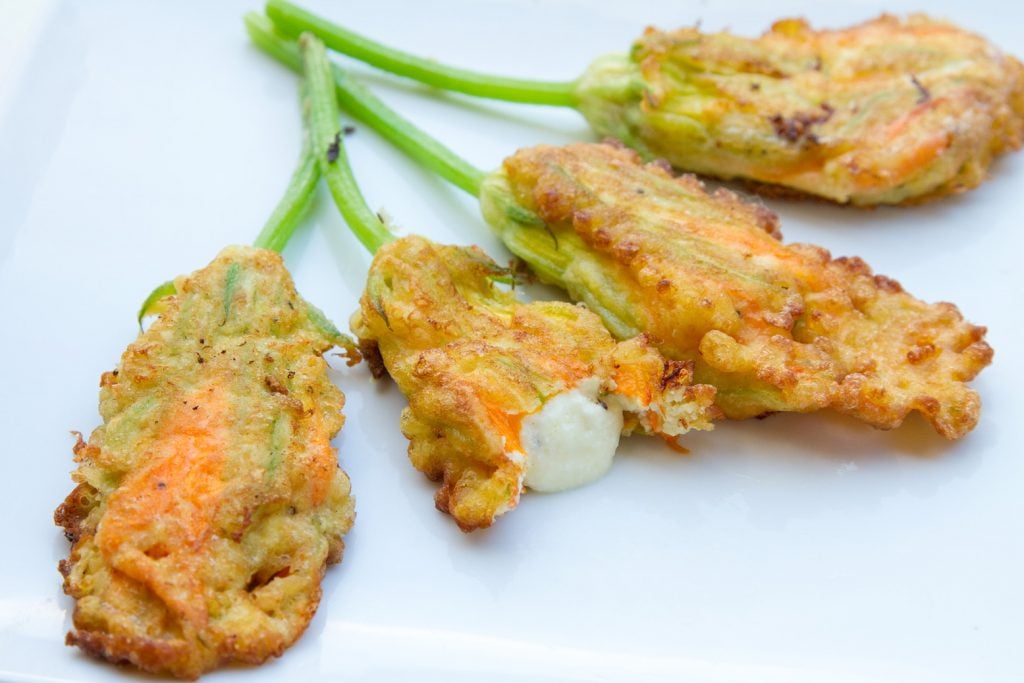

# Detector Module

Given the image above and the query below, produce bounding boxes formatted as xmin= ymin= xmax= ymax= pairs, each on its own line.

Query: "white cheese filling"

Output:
xmin=520 ymin=378 xmax=624 ymax=493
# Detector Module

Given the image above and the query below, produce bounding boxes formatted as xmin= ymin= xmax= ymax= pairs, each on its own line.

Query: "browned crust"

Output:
xmin=66 ymin=630 xmax=196 ymax=680
xmin=352 ymin=236 xmax=718 ymax=530
xmin=358 ymin=337 xmax=388 ymax=380
xmin=498 ymin=141 xmax=992 ymax=438
xmin=606 ymin=15 xmax=1024 ymax=205
xmin=55 ymin=246 xmax=355 ymax=679
xmin=54 ymin=482 xmax=97 ymax=543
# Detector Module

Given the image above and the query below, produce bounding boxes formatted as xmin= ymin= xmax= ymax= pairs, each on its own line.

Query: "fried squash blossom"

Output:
xmin=577 ymin=15 xmax=1024 ymax=205
xmin=352 ymin=236 xmax=718 ymax=531
xmin=481 ymin=142 xmax=993 ymax=439
xmin=55 ymin=246 xmax=355 ymax=679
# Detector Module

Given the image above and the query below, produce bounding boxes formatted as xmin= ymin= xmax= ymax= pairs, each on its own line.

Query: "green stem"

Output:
xmin=333 ymin=66 xmax=486 ymax=196
xmin=246 ymin=12 xmax=485 ymax=196
xmin=265 ymin=0 xmax=579 ymax=107
xmin=300 ymin=32 xmax=394 ymax=255
xmin=252 ymin=127 xmax=320 ymax=252
xmin=138 ymin=58 xmax=322 ymax=325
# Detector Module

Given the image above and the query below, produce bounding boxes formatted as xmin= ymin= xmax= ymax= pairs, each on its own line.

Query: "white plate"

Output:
xmin=2 ymin=1 xmax=1022 ymax=681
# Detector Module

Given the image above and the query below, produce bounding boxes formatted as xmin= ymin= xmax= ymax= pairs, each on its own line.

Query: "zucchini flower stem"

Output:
xmin=245 ymin=12 xmax=485 ymax=197
xmin=300 ymin=31 xmax=394 ymax=255
xmin=265 ymin=0 xmax=579 ymax=107
xmin=252 ymin=119 xmax=320 ymax=253
xmin=138 ymin=62 xmax=323 ymax=325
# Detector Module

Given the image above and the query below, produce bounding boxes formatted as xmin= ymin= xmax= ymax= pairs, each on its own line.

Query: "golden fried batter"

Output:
xmin=480 ymin=142 xmax=992 ymax=438
xmin=54 ymin=246 xmax=355 ymax=679
xmin=351 ymin=236 xmax=717 ymax=531
xmin=576 ymin=15 xmax=1024 ymax=205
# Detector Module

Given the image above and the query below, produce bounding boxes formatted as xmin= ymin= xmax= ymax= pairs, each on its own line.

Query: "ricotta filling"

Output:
xmin=520 ymin=378 xmax=624 ymax=493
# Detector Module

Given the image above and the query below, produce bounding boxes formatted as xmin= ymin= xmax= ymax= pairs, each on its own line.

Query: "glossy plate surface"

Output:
xmin=1 ymin=1 xmax=1021 ymax=681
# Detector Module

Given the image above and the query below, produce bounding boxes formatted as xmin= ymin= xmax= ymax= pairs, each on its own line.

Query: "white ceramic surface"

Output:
xmin=2 ymin=1 xmax=1022 ymax=681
